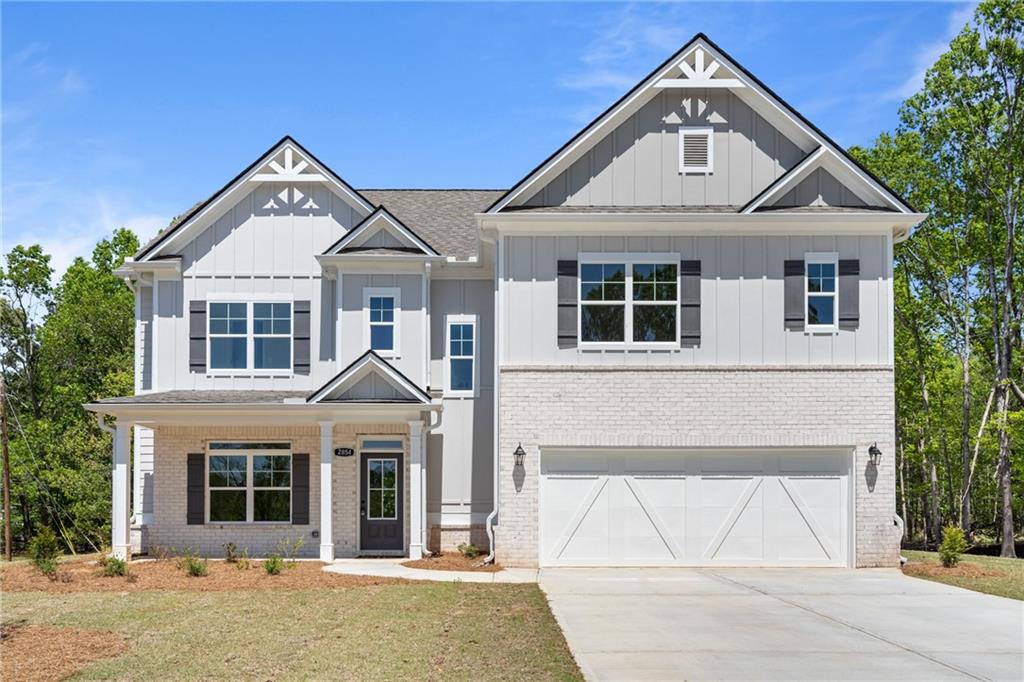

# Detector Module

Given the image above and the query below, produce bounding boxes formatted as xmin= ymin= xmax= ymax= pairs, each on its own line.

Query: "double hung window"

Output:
xmin=580 ymin=256 xmax=679 ymax=347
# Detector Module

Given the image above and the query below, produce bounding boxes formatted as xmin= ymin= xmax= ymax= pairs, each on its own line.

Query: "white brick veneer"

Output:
xmin=496 ymin=366 xmax=899 ymax=568
xmin=149 ymin=423 xmax=409 ymax=559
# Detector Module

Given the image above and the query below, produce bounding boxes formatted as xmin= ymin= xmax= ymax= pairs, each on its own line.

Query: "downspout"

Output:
xmin=421 ymin=407 xmax=443 ymax=556
xmin=481 ymin=231 xmax=500 ymax=564
xmin=96 ymin=412 xmax=115 ymax=437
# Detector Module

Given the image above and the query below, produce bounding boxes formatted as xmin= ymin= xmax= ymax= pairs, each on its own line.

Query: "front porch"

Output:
xmin=86 ymin=353 xmax=442 ymax=562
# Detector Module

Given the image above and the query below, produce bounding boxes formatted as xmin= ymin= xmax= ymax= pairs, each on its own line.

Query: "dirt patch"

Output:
xmin=0 ymin=558 xmax=407 ymax=593
xmin=402 ymin=552 xmax=502 ymax=573
xmin=903 ymin=561 xmax=1006 ymax=579
xmin=1 ymin=622 xmax=129 ymax=682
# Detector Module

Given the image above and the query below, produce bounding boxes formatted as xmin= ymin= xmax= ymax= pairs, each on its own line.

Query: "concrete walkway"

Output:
xmin=323 ymin=558 xmax=538 ymax=583
xmin=541 ymin=567 xmax=1024 ymax=681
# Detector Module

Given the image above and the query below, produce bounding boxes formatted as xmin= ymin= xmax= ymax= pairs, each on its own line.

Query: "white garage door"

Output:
xmin=540 ymin=450 xmax=850 ymax=567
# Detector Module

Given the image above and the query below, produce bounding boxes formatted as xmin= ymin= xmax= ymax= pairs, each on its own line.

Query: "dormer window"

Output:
xmin=679 ymin=126 xmax=713 ymax=174
xmin=363 ymin=287 xmax=401 ymax=357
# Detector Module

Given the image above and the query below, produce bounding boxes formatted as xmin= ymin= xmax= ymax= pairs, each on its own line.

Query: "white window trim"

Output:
xmin=363 ymin=287 xmax=401 ymax=358
xmin=205 ymin=446 xmax=293 ymax=525
xmin=445 ymin=314 xmax=479 ymax=398
xmin=805 ymin=251 xmax=839 ymax=333
xmin=679 ymin=126 xmax=714 ymax=174
xmin=578 ymin=252 xmax=681 ymax=350
xmin=206 ymin=294 xmax=294 ymax=377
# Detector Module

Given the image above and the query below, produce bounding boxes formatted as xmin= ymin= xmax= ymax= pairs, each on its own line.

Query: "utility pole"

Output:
xmin=2 ymin=374 xmax=12 ymax=561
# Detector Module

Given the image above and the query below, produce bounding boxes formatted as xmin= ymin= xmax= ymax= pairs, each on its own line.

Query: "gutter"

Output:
xmin=479 ymin=231 xmax=501 ymax=564
xmin=421 ymin=407 xmax=444 ymax=557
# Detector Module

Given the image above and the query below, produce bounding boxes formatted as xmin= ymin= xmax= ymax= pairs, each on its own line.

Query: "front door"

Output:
xmin=360 ymin=452 xmax=404 ymax=551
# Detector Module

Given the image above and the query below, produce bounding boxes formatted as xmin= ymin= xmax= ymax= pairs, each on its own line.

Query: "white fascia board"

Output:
xmin=115 ymin=258 xmax=182 ymax=280
xmin=84 ymin=402 xmax=439 ymax=425
xmin=307 ymin=352 xmax=432 ymax=405
xmin=742 ymin=147 xmax=827 ymax=213
xmin=478 ymin=211 xmax=927 ymax=242
xmin=325 ymin=208 xmax=439 ymax=256
xmin=490 ymin=37 xmax=913 ymax=215
xmin=139 ymin=140 xmax=373 ymax=262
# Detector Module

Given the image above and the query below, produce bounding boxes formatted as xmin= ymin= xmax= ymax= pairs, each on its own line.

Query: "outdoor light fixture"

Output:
xmin=868 ymin=443 xmax=883 ymax=467
xmin=513 ymin=443 xmax=526 ymax=467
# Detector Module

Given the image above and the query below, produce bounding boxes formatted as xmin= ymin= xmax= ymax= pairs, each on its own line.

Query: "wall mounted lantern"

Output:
xmin=868 ymin=443 xmax=883 ymax=467
xmin=513 ymin=443 xmax=526 ymax=467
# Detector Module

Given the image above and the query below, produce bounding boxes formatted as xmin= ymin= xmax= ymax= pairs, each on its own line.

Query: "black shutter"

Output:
xmin=293 ymin=301 xmax=311 ymax=375
xmin=186 ymin=453 xmax=205 ymax=525
xmin=291 ymin=453 xmax=310 ymax=525
xmin=679 ymin=260 xmax=701 ymax=347
xmin=838 ymin=260 xmax=860 ymax=330
xmin=557 ymin=260 xmax=578 ymax=349
xmin=784 ymin=260 xmax=805 ymax=331
xmin=188 ymin=301 xmax=207 ymax=373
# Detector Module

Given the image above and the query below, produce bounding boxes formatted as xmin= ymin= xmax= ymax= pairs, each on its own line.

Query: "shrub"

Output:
xmin=102 ymin=556 xmax=129 ymax=577
xmin=277 ymin=536 xmax=305 ymax=567
xmin=223 ymin=542 xmax=240 ymax=563
xmin=236 ymin=547 xmax=251 ymax=571
xmin=263 ymin=554 xmax=284 ymax=575
xmin=457 ymin=543 xmax=481 ymax=559
xmin=177 ymin=551 xmax=208 ymax=577
xmin=28 ymin=527 xmax=61 ymax=577
xmin=939 ymin=524 xmax=969 ymax=568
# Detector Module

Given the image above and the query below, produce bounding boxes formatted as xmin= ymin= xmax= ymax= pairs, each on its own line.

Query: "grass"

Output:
xmin=902 ymin=549 xmax=1024 ymax=601
xmin=2 ymin=579 xmax=581 ymax=680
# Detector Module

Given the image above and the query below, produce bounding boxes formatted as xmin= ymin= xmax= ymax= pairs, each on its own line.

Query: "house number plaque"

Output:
xmin=334 ymin=447 xmax=355 ymax=458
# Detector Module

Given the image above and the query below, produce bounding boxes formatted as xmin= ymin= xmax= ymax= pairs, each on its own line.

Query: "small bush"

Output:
xmin=457 ymin=543 xmax=481 ymax=559
xmin=223 ymin=542 xmax=240 ymax=563
xmin=276 ymin=536 xmax=305 ymax=567
xmin=263 ymin=554 xmax=284 ymax=575
xmin=102 ymin=556 xmax=129 ymax=577
xmin=939 ymin=524 xmax=969 ymax=568
xmin=28 ymin=527 xmax=61 ymax=577
xmin=178 ymin=551 xmax=208 ymax=577
xmin=236 ymin=547 xmax=251 ymax=571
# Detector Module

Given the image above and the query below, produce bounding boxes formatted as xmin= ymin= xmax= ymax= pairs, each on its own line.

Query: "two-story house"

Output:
xmin=89 ymin=33 xmax=923 ymax=568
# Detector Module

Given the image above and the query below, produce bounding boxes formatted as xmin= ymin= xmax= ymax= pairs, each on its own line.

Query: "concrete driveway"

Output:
xmin=540 ymin=567 xmax=1024 ymax=681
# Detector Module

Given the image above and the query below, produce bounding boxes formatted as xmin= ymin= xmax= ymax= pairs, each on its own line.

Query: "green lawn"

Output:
xmin=3 ymin=582 xmax=582 ymax=681
xmin=903 ymin=550 xmax=1024 ymax=600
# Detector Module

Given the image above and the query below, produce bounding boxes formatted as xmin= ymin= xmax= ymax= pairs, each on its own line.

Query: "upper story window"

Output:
xmin=364 ymin=288 xmax=400 ymax=357
xmin=446 ymin=315 xmax=477 ymax=397
xmin=207 ymin=442 xmax=291 ymax=524
xmin=208 ymin=300 xmax=293 ymax=373
xmin=805 ymin=253 xmax=838 ymax=331
xmin=580 ymin=256 xmax=679 ymax=347
xmin=679 ymin=126 xmax=713 ymax=174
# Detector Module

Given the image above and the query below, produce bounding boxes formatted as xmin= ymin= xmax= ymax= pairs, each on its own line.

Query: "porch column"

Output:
xmin=111 ymin=420 xmax=131 ymax=560
xmin=408 ymin=420 xmax=424 ymax=559
xmin=319 ymin=421 xmax=334 ymax=562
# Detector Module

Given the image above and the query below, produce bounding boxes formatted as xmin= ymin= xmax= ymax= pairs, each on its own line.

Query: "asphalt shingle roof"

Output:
xmin=95 ymin=391 xmax=308 ymax=405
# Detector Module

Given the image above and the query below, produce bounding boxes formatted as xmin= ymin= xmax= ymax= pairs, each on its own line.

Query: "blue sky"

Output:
xmin=3 ymin=1 xmax=973 ymax=277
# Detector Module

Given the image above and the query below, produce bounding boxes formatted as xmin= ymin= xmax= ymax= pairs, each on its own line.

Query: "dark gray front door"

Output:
xmin=360 ymin=453 xmax=403 ymax=551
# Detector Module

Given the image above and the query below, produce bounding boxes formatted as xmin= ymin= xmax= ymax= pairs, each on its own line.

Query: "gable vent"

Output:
xmin=680 ymin=127 xmax=713 ymax=173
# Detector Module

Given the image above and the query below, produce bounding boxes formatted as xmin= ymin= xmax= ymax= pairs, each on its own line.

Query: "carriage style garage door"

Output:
xmin=539 ymin=450 xmax=851 ymax=567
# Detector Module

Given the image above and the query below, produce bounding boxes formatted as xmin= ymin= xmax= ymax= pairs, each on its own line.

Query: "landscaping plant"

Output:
xmin=178 ymin=551 xmax=209 ymax=577
xmin=939 ymin=524 xmax=969 ymax=567
xmin=263 ymin=554 xmax=284 ymax=575
xmin=102 ymin=555 xmax=129 ymax=577
xmin=28 ymin=526 xmax=60 ymax=577
xmin=223 ymin=542 xmax=240 ymax=563
xmin=457 ymin=543 xmax=481 ymax=559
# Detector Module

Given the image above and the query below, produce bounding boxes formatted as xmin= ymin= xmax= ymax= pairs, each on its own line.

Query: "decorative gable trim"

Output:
xmin=485 ymin=33 xmax=915 ymax=215
xmin=136 ymin=136 xmax=375 ymax=261
xmin=322 ymin=206 xmax=440 ymax=257
xmin=742 ymin=146 xmax=898 ymax=213
xmin=306 ymin=350 xmax=432 ymax=405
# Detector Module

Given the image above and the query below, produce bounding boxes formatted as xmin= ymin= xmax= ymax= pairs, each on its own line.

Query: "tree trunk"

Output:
xmin=995 ymin=385 xmax=1016 ymax=558
xmin=958 ymin=338 xmax=973 ymax=539
xmin=18 ymin=493 xmax=31 ymax=548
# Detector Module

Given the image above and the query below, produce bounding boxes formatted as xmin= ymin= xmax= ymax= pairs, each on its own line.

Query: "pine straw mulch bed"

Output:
xmin=0 ymin=558 xmax=407 ymax=593
xmin=902 ymin=560 xmax=1006 ymax=579
xmin=402 ymin=552 xmax=502 ymax=572
xmin=1 ymin=622 xmax=129 ymax=682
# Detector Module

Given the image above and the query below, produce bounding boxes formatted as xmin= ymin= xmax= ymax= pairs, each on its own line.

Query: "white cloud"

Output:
xmin=889 ymin=2 xmax=976 ymax=100
xmin=2 ymin=181 xmax=169 ymax=280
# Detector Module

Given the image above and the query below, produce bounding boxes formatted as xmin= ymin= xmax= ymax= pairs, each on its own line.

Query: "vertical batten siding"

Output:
xmin=523 ymin=90 xmax=805 ymax=208
xmin=426 ymin=279 xmax=496 ymax=529
xmin=151 ymin=184 xmax=368 ymax=392
xmin=501 ymin=234 xmax=891 ymax=367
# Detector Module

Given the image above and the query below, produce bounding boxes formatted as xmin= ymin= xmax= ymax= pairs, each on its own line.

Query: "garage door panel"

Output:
xmin=540 ymin=451 xmax=850 ymax=567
